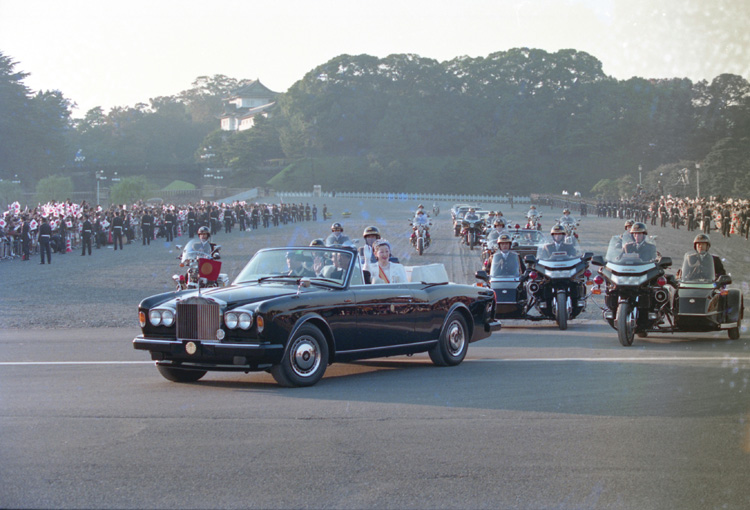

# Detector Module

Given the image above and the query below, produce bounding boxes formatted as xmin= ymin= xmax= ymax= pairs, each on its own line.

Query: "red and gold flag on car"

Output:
xmin=198 ymin=258 xmax=221 ymax=280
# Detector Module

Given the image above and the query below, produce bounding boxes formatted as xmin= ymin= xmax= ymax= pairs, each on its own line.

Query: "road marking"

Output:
xmin=0 ymin=361 xmax=153 ymax=366
xmin=1 ymin=357 xmax=749 ymax=366
xmin=475 ymin=356 xmax=750 ymax=362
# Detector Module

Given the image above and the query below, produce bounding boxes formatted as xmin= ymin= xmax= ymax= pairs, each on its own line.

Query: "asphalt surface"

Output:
xmin=1 ymin=197 xmax=749 ymax=509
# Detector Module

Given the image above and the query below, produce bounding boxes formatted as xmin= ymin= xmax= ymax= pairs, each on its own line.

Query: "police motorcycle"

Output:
xmin=410 ymin=215 xmax=432 ymax=256
xmin=460 ymin=209 xmax=484 ymax=250
xmin=592 ymin=232 xmax=743 ymax=345
xmin=671 ymin=243 xmax=743 ymax=340
xmin=173 ymin=228 xmax=228 ymax=290
xmin=518 ymin=225 xmax=593 ymax=330
xmin=526 ymin=207 xmax=542 ymax=230
xmin=432 ymin=203 xmax=440 ymax=217
xmin=558 ymin=209 xmax=579 ymax=239
xmin=589 ymin=223 xmax=672 ymax=346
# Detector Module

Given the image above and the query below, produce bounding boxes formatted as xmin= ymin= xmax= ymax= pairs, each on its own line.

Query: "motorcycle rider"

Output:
xmin=411 ymin=209 xmax=431 ymax=247
xmin=540 ymin=225 xmax=577 ymax=258
xmin=325 ymin=222 xmax=351 ymax=246
xmin=464 ymin=207 xmax=479 ymax=221
xmin=615 ymin=219 xmax=635 ymax=249
xmin=622 ymin=222 xmax=657 ymax=262
xmin=681 ymin=234 xmax=726 ymax=281
xmin=526 ymin=205 xmax=541 ymax=230
xmin=195 ymin=226 xmax=220 ymax=259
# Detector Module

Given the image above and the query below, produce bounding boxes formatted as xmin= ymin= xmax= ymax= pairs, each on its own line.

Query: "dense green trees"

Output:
xmin=0 ymin=52 xmax=72 ymax=187
xmin=2 ymin=48 xmax=749 ymax=198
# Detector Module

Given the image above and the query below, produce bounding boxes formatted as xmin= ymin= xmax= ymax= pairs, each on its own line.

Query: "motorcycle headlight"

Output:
xmin=149 ymin=309 xmax=162 ymax=326
xmin=238 ymin=312 xmax=253 ymax=330
xmin=161 ymin=309 xmax=175 ymax=327
xmin=224 ymin=312 xmax=239 ymax=329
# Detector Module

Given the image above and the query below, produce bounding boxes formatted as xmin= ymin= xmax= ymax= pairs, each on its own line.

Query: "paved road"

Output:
xmin=1 ymin=325 xmax=749 ymax=509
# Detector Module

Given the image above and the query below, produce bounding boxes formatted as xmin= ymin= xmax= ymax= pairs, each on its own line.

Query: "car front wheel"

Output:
xmin=429 ymin=312 xmax=469 ymax=366
xmin=271 ymin=324 xmax=329 ymax=387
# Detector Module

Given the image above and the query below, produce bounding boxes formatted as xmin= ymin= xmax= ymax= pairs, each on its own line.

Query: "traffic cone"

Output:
xmin=66 ymin=237 xmax=72 ymax=253
xmin=177 ymin=224 xmax=182 ymax=237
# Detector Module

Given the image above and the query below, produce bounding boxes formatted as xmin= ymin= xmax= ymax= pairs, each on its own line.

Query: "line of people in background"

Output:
xmin=595 ymin=194 xmax=750 ymax=240
xmin=0 ymin=199 xmax=321 ymax=263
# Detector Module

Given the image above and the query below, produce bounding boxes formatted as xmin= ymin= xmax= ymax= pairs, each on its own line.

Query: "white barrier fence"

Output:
xmin=277 ymin=191 xmax=531 ymax=204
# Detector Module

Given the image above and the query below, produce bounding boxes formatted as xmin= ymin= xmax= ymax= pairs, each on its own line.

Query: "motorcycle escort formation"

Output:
xmin=477 ymin=225 xmax=593 ymax=330
xmin=173 ymin=235 xmax=229 ymax=291
xmin=591 ymin=227 xmax=743 ymax=346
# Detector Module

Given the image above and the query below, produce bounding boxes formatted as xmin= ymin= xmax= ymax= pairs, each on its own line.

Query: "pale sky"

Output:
xmin=1 ymin=0 xmax=748 ymax=116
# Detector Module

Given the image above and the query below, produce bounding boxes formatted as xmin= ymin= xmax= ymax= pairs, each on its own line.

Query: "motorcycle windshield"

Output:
xmin=490 ymin=252 xmax=523 ymax=277
xmin=604 ymin=235 xmax=658 ymax=264
xmin=535 ymin=235 xmax=582 ymax=262
xmin=181 ymin=239 xmax=214 ymax=262
xmin=680 ymin=252 xmax=715 ymax=283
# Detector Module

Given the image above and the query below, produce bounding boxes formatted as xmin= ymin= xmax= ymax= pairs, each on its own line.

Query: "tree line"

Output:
xmin=1 ymin=48 xmax=748 ymax=203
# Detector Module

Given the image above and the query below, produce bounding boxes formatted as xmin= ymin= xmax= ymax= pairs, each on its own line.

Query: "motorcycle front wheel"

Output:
xmin=417 ymin=237 xmax=424 ymax=255
xmin=555 ymin=290 xmax=568 ymax=330
xmin=617 ymin=302 xmax=636 ymax=346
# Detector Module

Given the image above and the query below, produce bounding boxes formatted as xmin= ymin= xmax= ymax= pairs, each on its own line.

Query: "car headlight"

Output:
xmin=238 ymin=312 xmax=253 ymax=330
xmin=224 ymin=312 xmax=239 ymax=329
xmin=161 ymin=309 xmax=175 ymax=327
xmin=149 ymin=310 xmax=162 ymax=326
xmin=149 ymin=309 xmax=175 ymax=327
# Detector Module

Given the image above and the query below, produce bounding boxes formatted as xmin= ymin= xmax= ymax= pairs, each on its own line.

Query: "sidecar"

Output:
xmin=476 ymin=251 xmax=528 ymax=319
xmin=672 ymin=253 xmax=743 ymax=339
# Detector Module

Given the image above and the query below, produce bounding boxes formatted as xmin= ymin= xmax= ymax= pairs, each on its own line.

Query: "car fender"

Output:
xmin=442 ymin=302 xmax=474 ymax=341
xmin=726 ymin=288 xmax=744 ymax=323
xmin=288 ymin=312 xmax=335 ymax=360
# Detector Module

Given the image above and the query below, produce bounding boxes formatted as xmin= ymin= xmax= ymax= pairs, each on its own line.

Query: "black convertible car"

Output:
xmin=134 ymin=246 xmax=500 ymax=387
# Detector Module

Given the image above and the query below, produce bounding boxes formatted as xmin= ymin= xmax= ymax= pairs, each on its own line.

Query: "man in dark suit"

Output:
xmin=81 ymin=215 xmax=93 ymax=256
xmin=38 ymin=216 xmax=52 ymax=264
xmin=682 ymin=234 xmax=726 ymax=281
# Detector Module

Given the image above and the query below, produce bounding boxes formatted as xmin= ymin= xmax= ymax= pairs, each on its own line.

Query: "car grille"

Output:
xmin=176 ymin=300 xmax=220 ymax=340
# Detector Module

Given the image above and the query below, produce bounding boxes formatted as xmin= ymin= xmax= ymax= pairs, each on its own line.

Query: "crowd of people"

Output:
xmin=595 ymin=194 xmax=750 ymax=240
xmin=0 ymin=199 xmax=325 ymax=264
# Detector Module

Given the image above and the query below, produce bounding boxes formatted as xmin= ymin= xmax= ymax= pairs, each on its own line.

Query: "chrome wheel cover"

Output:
xmin=446 ymin=319 xmax=466 ymax=357
xmin=289 ymin=335 xmax=321 ymax=377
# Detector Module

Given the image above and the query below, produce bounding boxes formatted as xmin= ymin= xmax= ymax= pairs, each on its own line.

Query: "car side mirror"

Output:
xmin=717 ymin=274 xmax=732 ymax=286
xmin=583 ymin=251 xmax=593 ymax=262
xmin=475 ymin=270 xmax=489 ymax=282
xmin=659 ymin=256 xmax=672 ymax=268
xmin=524 ymin=254 xmax=537 ymax=265
xmin=591 ymin=255 xmax=604 ymax=266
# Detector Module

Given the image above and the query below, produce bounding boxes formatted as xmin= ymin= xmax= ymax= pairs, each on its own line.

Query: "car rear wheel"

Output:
xmin=429 ymin=312 xmax=469 ymax=366
xmin=157 ymin=365 xmax=207 ymax=383
xmin=728 ymin=327 xmax=740 ymax=340
xmin=271 ymin=324 xmax=328 ymax=387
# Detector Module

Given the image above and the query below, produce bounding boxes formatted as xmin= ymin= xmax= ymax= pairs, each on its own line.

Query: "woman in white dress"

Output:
xmin=366 ymin=239 xmax=407 ymax=284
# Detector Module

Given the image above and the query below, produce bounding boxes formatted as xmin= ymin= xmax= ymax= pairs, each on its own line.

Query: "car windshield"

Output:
xmin=181 ymin=239 xmax=214 ymax=262
xmin=509 ymin=229 xmax=544 ymax=246
xmin=604 ymin=235 xmax=658 ymax=264
xmin=535 ymin=234 xmax=582 ymax=261
xmin=234 ymin=247 xmax=358 ymax=285
xmin=680 ymin=252 xmax=715 ymax=283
